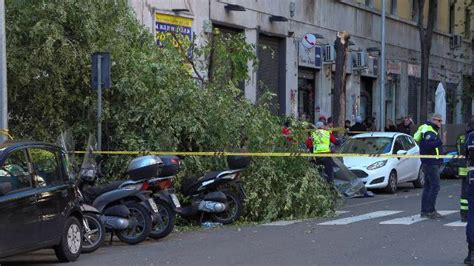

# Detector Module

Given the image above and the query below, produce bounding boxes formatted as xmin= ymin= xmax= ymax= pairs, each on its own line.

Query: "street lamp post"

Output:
xmin=0 ymin=0 xmax=7 ymax=142
xmin=380 ymin=0 xmax=386 ymax=131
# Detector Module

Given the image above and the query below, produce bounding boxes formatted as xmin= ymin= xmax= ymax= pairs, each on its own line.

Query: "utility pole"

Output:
xmin=380 ymin=0 xmax=386 ymax=131
xmin=0 ymin=0 xmax=7 ymax=142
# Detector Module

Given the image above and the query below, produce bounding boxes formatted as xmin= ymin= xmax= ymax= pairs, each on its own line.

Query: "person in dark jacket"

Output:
xmin=463 ymin=119 xmax=474 ymax=264
xmin=414 ymin=113 xmax=444 ymax=219
xmin=397 ymin=115 xmax=415 ymax=135
xmin=349 ymin=116 xmax=366 ymax=136
xmin=384 ymin=119 xmax=397 ymax=132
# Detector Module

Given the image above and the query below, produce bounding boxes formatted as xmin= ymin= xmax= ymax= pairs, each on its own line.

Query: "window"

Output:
xmin=365 ymin=0 xmax=374 ymax=8
xmin=0 ymin=149 xmax=32 ymax=195
xmin=411 ymin=0 xmax=419 ymax=22
xmin=29 ymin=148 xmax=62 ymax=187
xmin=401 ymin=136 xmax=416 ymax=150
xmin=393 ymin=138 xmax=404 ymax=154
xmin=340 ymin=137 xmax=393 ymax=154
xmin=390 ymin=0 xmax=397 ymax=15
xmin=449 ymin=3 xmax=455 ymax=34
xmin=466 ymin=8 xmax=471 ymax=39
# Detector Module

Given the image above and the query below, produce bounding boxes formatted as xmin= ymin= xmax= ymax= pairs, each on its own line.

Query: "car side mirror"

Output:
xmin=0 ymin=182 xmax=12 ymax=196
xmin=396 ymin=150 xmax=407 ymax=155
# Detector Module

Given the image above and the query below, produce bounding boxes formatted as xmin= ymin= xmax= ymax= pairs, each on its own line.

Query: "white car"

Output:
xmin=339 ymin=132 xmax=424 ymax=193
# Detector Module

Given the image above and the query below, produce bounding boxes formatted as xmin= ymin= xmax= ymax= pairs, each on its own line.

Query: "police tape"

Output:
xmin=73 ymin=150 xmax=465 ymax=159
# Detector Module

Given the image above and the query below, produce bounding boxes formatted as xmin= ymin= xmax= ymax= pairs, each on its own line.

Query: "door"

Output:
xmin=0 ymin=148 xmax=41 ymax=255
xmin=29 ymin=147 xmax=68 ymax=243
xmin=400 ymin=135 xmax=420 ymax=180
xmin=392 ymin=137 xmax=410 ymax=181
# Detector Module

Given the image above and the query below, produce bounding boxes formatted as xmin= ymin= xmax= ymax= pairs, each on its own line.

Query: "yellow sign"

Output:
xmin=155 ymin=13 xmax=193 ymax=50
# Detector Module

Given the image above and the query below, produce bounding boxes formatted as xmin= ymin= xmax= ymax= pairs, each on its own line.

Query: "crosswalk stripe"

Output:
xmin=318 ymin=211 xmax=403 ymax=225
xmin=444 ymin=221 xmax=467 ymax=227
xmin=380 ymin=210 xmax=457 ymax=225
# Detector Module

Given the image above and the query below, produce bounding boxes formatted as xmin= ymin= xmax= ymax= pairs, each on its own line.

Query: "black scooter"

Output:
xmin=76 ymin=141 xmax=160 ymax=246
xmin=151 ymin=155 xmax=250 ymax=225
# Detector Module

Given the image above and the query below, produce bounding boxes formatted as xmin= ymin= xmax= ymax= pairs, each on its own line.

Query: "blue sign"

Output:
xmin=91 ymin=52 xmax=111 ymax=89
xmin=315 ymin=46 xmax=322 ymax=69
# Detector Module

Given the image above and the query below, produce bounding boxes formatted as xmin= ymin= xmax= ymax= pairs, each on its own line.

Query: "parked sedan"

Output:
xmin=0 ymin=141 xmax=83 ymax=262
xmin=338 ymin=132 xmax=424 ymax=193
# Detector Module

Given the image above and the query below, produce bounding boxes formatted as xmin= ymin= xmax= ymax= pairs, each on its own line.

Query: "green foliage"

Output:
xmin=5 ymin=0 xmax=336 ymax=222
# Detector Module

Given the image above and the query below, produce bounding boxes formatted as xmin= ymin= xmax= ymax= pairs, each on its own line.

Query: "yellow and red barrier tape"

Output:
xmin=73 ymin=150 xmax=464 ymax=159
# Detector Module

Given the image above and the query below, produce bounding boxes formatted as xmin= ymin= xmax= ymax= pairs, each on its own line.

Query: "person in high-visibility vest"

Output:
xmin=312 ymin=121 xmax=338 ymax=183
xmin=458 ymin=134 xmax=469 ymax=222
xmin=414 ymin=113 xmax=444 ymax=219
xmin=463 ymin=120 xmax=474 ymax=264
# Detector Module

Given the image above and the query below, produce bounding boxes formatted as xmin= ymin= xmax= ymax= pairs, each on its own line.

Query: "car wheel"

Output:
xmin=385 ymin=170 xmax=398 ymax=194
xmin=413 ymin=167 xmax=425 ymax=188
xmin=54 ymin=216 xmax=82 ymax=262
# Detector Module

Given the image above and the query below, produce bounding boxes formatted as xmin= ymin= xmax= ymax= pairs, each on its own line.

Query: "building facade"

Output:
xmin=129 ymin=0 xmax=473 ymax=127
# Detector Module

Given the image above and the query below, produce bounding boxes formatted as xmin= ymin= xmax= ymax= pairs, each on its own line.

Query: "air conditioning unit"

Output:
xmin=354 ymin=51 xmax=368 ymax=68
xmin=450 ymin=34 xmax=462 ymax=49
xmin=324 ymin=44 xmax=336 ymax=62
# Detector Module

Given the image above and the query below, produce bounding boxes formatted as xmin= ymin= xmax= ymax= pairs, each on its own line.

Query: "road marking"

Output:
xmin=335 ymin=211 xmax=349 ymax=215
xmin=444 ymin=221 xmax=467 ymax=227
xmin=262 ymin=220 xmax=302 ymax=226
xmin=318 ymin=211 xmax=403 ymax=225
xmin=380 ymin=210 xmax=457 ymax=225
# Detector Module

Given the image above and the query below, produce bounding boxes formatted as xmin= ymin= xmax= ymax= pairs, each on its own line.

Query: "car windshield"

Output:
xmin=339 ymin=137 xmax=393 ymax=154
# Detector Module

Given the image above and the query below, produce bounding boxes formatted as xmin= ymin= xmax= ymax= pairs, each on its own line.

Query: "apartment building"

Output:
xmin=129 ymin=0 xmax=473 ymax=126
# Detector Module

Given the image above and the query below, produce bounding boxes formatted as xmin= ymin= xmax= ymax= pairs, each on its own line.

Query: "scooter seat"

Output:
xmin=83 ymin=180 xmax=124 ymax=202
xmin=181 ymin=171 xmax=221 ymax=196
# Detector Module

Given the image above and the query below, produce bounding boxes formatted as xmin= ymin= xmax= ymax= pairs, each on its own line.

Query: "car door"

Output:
xmin=401 ymin=135 xmax=420 ymax=180
xmin=393 ymin=136 xmax=410 ymax=181
xmin=28 ymin=147 xmax=69 ymax=244
xmin=0 ymin=148 xmax=41 ymax=255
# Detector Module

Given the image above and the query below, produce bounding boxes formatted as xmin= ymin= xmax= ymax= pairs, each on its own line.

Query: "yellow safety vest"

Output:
xmin=414 ymin=124 xmax=440 ymax=156
xmin=312 ymin=129 xmax=331 ymax=153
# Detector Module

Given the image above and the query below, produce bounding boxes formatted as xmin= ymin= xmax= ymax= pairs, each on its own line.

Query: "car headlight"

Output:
xmin=367 ymin=160 xmax=388 ymax=170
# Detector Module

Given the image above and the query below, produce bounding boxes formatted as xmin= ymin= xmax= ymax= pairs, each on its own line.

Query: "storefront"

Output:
xmin=297 ymin=41 xmax=322 ymax=123
xmin=408 ymin=64 xmax=421 ymax=123
xmin=386 ymin=60 xmax=401 ymax=124
xmin=359 ymin=56 xmax=379 ymax=123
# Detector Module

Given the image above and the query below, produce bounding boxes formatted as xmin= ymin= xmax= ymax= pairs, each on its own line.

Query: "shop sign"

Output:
xmin=155 ymin=13 xmax=193 ymax=55
xmin=386 ymin=60 xmax=401 ymax=75
xmin=298 ymin=43 xmax=322 ymax=69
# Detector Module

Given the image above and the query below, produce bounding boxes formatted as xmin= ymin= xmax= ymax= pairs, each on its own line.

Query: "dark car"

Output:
xmin=0 ymin=141 xmax=83 ymax=262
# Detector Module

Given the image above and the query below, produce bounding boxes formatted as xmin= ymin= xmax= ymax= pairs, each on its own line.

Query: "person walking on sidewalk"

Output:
xmin=463 ymin=120 xmax=474 ymax=265
xmin=414 ymin=113 xmax=444 ymax=219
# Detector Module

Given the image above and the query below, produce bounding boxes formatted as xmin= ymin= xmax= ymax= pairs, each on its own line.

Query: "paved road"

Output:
xmin=0 ymin=179 xmax=467 ymax=265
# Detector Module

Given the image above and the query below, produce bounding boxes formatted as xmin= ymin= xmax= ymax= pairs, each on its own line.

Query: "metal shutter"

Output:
xmin=257 ymin=35 xmax=283 ymax=115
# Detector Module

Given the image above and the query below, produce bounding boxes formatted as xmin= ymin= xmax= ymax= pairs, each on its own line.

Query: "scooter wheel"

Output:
xmin=210 ymin=190 xmax=243 ymax=225
xmin=81 ymin=213 xmax=105 ymax=253
xmin=116 ymin=202 xmax=152 ymax=245
xmin=149 ymin=199 xmax=176 ymax=239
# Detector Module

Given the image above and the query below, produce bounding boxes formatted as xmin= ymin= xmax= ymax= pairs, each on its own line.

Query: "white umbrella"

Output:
xmin=435 ymin=82 xmax=446 ymax=125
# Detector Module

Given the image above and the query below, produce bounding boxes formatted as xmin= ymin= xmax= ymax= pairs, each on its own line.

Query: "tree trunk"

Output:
xmin=417 ymin=0 xmax=438 ymax=122
xmin=333 ymin=31 xmax=350 ymax=128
